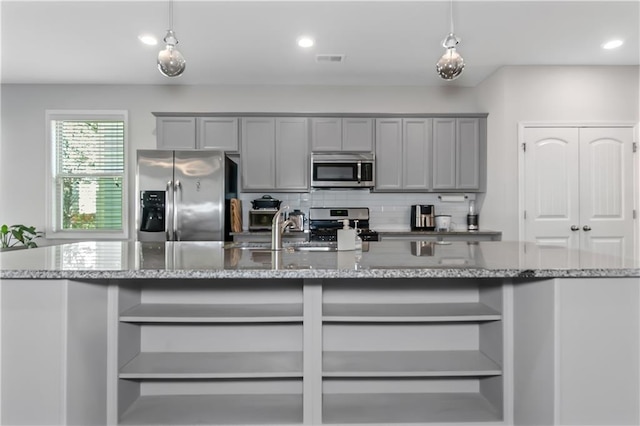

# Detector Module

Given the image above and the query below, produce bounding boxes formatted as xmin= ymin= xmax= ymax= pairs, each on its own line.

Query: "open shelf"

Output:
xmin=120 ymin=352 xmax=303 ymax=379
xmin=323 ymin=350 xmax=502 ymax=377
xmin=323 ymin=302 xmax=501 ymax=322
xmin=120 ymin=303 xmax=303 ymax=323
xmin=323 ymin=392 xmax=501 ymax=424
xmin=119 ymin=394 xmax=303 ymax=425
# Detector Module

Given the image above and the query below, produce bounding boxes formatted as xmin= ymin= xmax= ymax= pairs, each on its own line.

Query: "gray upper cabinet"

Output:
xmin=197 ymin=117 xmax=239 ymax=151
xmin=241 ymin=117 xmax=309 ymax=192
xmin=311 ymin=118 xmax=373 ymax=152
xmin=343 ymin=118 xmax=374 ymax=151
xmin=432 ymin=117 xmax=483 ymax=191
xmin=156 ymin=117 xmax=197 ymax=149
xmin=156 ymin=116 xmax=239 ymax=151
xmin=456 ymin=118 xmax=481 ymax=190
xmin=375 ymin=119 xmax=403 ymax=190
xmin=241 ymin=118 xmax=276 ymax=190
xmin=275 ymin=118 xmax=309 ymax=191
xmin=432 ymin=118 xmax=457 ymax=189
xmin=155 ymin=113 xmax=485 ymax=193
xmin=375 ymin=118 xmax=432 ymax=191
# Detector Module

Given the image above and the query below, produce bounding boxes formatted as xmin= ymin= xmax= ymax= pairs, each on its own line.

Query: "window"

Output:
xmin=46 ymin=110 xmax=128 ymax=239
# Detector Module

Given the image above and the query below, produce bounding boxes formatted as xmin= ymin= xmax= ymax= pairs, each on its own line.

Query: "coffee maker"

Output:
xmin=410 ymin=204 xmax=435 ymax=230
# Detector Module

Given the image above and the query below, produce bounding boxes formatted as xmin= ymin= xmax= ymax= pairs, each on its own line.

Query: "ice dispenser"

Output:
xmin=139 ymin=190 xmax=165 ymax=232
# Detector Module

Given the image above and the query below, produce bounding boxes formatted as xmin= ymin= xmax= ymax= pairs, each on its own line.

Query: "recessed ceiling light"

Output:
xmin=297 ymin=36 xmax=315 ymax=48
xmin=602 ymin=39 xmax=623 ymax=50
xmin=138 ymin=34 xmax=158 ymax=46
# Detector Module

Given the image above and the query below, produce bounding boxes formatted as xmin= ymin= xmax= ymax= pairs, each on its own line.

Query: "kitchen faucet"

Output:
xmin=271 ymin=205 xmax=292 ymax=251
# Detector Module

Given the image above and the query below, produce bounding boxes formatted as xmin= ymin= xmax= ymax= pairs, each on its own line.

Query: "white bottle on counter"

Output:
xmin=353 ymin=220 xmax=363 ymax=252
xmin=337 ymin=219 xmax=356 ymax=251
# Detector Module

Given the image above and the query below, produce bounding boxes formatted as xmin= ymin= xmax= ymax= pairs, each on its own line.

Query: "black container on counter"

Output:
xmin=467 ymin=200 xmax=479 ymax=231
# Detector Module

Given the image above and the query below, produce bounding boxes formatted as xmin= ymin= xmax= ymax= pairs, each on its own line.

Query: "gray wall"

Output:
xmin=0 ymin=65 xmax=637 ymax=243
xmin=477 ymin=65 xmax=639 ymax=241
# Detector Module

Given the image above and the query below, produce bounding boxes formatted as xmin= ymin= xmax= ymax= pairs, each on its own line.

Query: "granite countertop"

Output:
xmin=377 ymin=229 xmax=502 ymax=236
xmin=0 ymin=240 xmax=638 ymax=280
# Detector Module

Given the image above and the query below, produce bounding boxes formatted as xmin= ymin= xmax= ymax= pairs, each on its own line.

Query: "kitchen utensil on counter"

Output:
xmin=248 ymin=209 xmax=278 ymax=231
xmin=251 ymin=195 xmax=281 ymax=210
xmin=230 ymin=198 xmax=242 ymax=233
xmin=248 ymin=195 xmax=282 ymax=231
xmin=410 ymin=204 xmax=435 ymax=230
xmin=287 ymin=209 xmax=306 ymax=232
xmin=467 ymin=200 xmax=479 ymax=231
xmin=435 ymin=215 xmax=452 ymax=232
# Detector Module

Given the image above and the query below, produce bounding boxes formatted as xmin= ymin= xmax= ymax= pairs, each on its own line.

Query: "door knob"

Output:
xmin=583 ymin=225 xmax=592 ymax=231
xmin=570 ymin=225 xmax=580 ymax=231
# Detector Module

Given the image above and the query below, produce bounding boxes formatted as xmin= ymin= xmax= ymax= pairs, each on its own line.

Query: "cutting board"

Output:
xmin=230 ymin=198 xmax=242 ymax=232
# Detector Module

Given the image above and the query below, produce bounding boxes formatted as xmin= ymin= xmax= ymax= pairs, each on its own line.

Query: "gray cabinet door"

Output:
xmin=403 ymin=119 xmax=432 ymax=190
xmin=197 ymin=117 xmax=239 ymax=151
xmin=343 ymin=118 xmax=374 ymax=152
xmin=311 ymin=118 xmax=342 ymax=151
xmin=456 ymin=118 xmax=481 ymax=190
xmin=241 ymin=118 xmax=276 ymax=190
xmin=375 ymin=119 xmax=403 ymax=190
xmin=432 ymin=118 xmax=457 ymax=189
xmin=156 ymin=117 xmax=196 ymax=149
xmin=275 ymin=118 xmax=309 ymax=191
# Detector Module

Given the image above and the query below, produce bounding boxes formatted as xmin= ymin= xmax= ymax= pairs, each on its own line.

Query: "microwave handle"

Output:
xmin=357 ymin=161 xmax=362 ymax=183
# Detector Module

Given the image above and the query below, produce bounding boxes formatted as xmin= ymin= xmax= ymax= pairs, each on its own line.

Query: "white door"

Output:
xmin=524 ymin=127 xmax=581 ymax=267
xmin=578 ymin=127 xmax=635 ymax=266
xmin=523 ymin=126 xmax=635 ymax=268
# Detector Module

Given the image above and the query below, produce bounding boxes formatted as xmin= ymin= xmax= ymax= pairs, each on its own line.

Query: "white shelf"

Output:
xmin=323 ymin=350 xmax=502 ymax=377
xmin=120 ymin=303 xmax=303 ymax=323
xmin=119 ymin=394 xmax=302 ymax=425
xmin=323 ymin=392 xmax=501 ymax=424
xmin=120 ymin=352 xmax=303 ymax=379
xmin=323 ymin=302 xmax=501 ymax=322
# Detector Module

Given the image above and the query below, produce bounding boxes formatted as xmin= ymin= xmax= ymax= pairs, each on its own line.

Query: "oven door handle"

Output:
xmin=357 ymin=161 xmax=362 ymax=184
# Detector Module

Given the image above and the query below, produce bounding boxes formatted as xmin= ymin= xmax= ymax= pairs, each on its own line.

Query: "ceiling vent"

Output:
xmin=315 ymin=54 xmax=345 ymax=63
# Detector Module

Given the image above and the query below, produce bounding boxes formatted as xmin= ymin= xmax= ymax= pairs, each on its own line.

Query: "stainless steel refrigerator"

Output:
xmin=136 ymin=150 xmax=232 ymax=241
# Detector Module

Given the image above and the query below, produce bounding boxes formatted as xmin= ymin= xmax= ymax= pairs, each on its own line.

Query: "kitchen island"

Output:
xmin=1 ymin=241 xmax=638 ymax=426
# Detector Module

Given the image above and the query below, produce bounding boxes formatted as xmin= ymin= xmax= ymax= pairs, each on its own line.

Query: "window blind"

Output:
xmin=52 ymin=120 xmax=125 ymax=231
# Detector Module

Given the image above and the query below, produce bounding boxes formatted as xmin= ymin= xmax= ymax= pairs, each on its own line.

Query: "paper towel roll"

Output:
xmin=438 ymin=194 xmax=467 ymax=203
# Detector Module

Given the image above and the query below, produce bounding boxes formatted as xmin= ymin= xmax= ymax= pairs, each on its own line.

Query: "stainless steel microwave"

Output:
xmin=311 ymin=153 xmax=375 ymax=188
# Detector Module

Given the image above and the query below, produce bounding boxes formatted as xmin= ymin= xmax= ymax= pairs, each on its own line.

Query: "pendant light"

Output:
xmin=436 ymin=0 xmax=465 ymax=81
xmin=157 ymin=0 xmax=186 ymax=77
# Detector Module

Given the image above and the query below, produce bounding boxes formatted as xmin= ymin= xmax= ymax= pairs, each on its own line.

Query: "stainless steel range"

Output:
xmin=309 ymin=207 xmax=379 ymax=242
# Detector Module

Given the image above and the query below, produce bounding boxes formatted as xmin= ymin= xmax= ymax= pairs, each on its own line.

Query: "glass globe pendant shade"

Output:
xmin=157 ymin=30 xmax=186 ymax=77
xmin=436 ymin=47 xmax=465 ymax=81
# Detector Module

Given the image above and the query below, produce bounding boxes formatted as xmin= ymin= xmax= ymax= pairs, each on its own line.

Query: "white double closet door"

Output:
xmin=523 ymin=126 xmax=635 ymax=267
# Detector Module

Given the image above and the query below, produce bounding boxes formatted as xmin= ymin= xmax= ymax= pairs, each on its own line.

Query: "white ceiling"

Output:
xmin=1 ymin=0 xmax=638 ymax=87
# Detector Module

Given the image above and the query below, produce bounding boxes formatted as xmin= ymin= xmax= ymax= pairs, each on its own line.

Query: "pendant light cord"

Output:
xmin=169 ymin=0 xmax=174 ymax=30
xmin=449 ymin=0 xmax=454 ymax=34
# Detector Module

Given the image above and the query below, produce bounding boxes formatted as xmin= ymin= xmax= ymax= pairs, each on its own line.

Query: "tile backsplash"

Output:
xmin=237 ymin=190 xmax=478 ymax=231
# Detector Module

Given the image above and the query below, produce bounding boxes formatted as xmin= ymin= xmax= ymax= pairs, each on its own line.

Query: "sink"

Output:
xmin=223 ymin=242 xmax=271 ymax=250
xmin=291 ymin=245 xmax=336 ymax=252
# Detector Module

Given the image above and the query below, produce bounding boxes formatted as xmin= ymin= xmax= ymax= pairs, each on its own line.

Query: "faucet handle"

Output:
xmin=272 ymin=205 xmax=290 ymax=225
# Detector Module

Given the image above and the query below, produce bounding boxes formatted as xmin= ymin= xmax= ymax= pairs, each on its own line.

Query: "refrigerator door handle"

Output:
xmin=166 ymin=180 xmax=174 ymax=241
xmin=174 ymin=180 xmax=182 ymax=241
